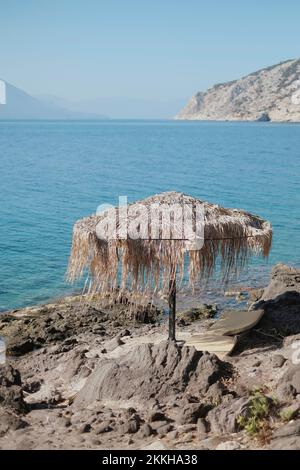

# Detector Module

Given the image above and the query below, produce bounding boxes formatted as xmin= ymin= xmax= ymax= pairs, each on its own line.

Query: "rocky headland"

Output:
xmin=176 ymin=59 xmax=300 ymax=122
xmin=1 ymin=264 xmax=300 ymax=450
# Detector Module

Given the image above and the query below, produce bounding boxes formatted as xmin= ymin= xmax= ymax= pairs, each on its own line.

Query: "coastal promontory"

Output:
xmin=176 ymin=59 xmax=300 ymax=122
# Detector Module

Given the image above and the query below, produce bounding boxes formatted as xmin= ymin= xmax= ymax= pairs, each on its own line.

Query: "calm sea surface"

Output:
xmin=0 ymin=120 xmax=299 ymax=311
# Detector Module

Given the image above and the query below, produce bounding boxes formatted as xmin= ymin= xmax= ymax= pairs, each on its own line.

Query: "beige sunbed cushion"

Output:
xmin=208 ymin=309 xmax=265 ymax=336
xmin=185 ymin=333 xmax=237 ymax=359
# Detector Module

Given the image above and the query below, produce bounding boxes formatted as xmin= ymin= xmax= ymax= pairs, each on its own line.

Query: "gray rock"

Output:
xmin=0 ymin=409 xmax=28 ymax=437
xmin=138 ymin=423 xmax=153 ymax=438
xmin=291 ymin=371 xmax=300 ymax=394
xmin=149 ymin=411 xmax=167 ymax=422
xmin=74 ymin=342 xmax=230 ymax=407
xmin=197 ymin=418 xmax=209 ymax=435
xmin=276 ymin=383 xmax=296 ymax=402
xmin=277 ymin=366 xmax=300 ymax=400
xmin=256 ymin=112 xmax=271 ymax=122
xmin=119 ymin=329 xmax=131 ymax=338
xmin=79 ymin=365 xmax=93 ymax=378
xmin=178 ymin=305 xmax=217 ymax=323
xmin=255 ymin=291 xmax=300 ymax=336
xmin=64 ymin=417 xmax=72 ymax=428
xmin=216 ymin=440 xmax=241 ymax=450
xmin=248 ymin=288 xmax=264 ymax=303
xmin=179 ymin=424 xmax=197 ymax=433
xmin=95 ymin=421 xmax=112 ymax=434
xmin=196 ymin=436 xmax=225 ymax=450
xmin=124 ymin=407 xmax=137 ymax=419
xmin=207 ymin=397 xmax=251 ymax=434
xmin=157 ymin=424 xmax=173 ymax=436
xmin=280 ymin=404 xmax=300 ymax=421
xmin=168 ymin=430 xmax=178 ymax=439
xmin=150 ymin=420 xmax=169 ymax=431
xmin=251 ymin=265 xmax=300 ymax=336
xmin=0 ymin=297 xmax=162 ymax=357
xmin=284 ymin=334 xmax=300 ymax=347
xmin=262 ymin=264 xmax=300 ymax=301
xmin=120 ymin=418 xmax=140 ymax=434
xmin=143 ymin=440 xmax=166 ymax=450
xmin=0 ymin=365 xmax=26 ymax=413
xmin=79 ymin=423 xmax=91 ymax=433
xmin=91 ymin=438 xmax=101 ymax=446
xmin=273 ymin=421 xmax=300 ymax=439
xmin=105 ymin=337 xmax=124 ymax=352
xmin=269 ymin=420 xmax=300 ymax=450
xmin=252 ymin=360 xmax=262 ymax=367
xmin=269 ymin=437 xmax=300 ymax=450
xmin=177 ymin=403 xmax=208 ymax=425
xmin=271 ymin=354 xmax=286 ymax=368
xmin=206 ymin=382 xmax=225 ymax=404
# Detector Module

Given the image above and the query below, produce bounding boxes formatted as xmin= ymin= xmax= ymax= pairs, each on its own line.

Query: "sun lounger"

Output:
xmin=184 ymin=308 xmax=265 ymax=358
xmin=208 ymin=309 xmax=265 ymax=336
xmin=184 ymin=333 xmax=237 ymax=359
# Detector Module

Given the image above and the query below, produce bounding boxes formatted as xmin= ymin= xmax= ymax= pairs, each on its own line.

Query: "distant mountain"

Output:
xmin=176 ymin=59 xmax=300 ymax=122
xmin=0 ymin=81 xmax=108 ymax=120
xmin=37 ymin=95 xmax=187 ymax=119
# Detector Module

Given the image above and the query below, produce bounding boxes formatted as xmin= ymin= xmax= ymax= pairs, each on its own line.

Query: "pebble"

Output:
xmin=79 ymin=423 xmax=91 ymax=433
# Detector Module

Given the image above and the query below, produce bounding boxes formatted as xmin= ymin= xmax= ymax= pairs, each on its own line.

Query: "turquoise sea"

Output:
xmin=0 ymin=120 xmax=299 ymax=311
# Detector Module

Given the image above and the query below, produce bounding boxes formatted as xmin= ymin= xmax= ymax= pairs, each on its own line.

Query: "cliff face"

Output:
xmin=176 ymin=59 xmax=300 ymax=122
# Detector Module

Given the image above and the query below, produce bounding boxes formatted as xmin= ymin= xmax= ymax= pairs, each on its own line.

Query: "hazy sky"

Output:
xmin=1 ymin=0 xmax=300 ymax=102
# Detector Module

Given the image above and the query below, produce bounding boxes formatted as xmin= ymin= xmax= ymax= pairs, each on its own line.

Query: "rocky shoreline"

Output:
xmin=175 ymin=59 xmax=300 ymax=122
xmin=1 ymin=264 xmax=300 ymax=450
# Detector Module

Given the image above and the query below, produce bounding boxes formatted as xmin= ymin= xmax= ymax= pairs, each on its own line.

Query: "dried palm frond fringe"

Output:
xmin=67 ymin=192 xmax=272 ymax=301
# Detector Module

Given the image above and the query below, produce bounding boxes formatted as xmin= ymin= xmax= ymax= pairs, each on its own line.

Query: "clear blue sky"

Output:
xmin=1 ymin=0 xmax=299 ymax=101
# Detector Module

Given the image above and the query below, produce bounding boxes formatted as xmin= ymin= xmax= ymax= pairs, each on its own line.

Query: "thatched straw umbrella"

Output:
xmin=67 ymin=192 xmax=272 ymax=340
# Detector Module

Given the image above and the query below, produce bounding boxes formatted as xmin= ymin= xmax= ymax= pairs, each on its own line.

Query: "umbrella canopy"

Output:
xmin=67 ymin=191 xmax=272 ymax=295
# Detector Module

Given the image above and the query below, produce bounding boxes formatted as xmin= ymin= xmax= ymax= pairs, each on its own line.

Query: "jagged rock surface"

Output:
xmin=260 ymin=264 xmax=300 ymax=301
xmin=1 ymin=265 xmax=300 ymax=449
xmin=74 ymin=341 xmax=230 ymax=407
xmin=269 ymin=421 xmax=300 ymax=450
xmin=0 ymin=365 xmax=27 ymax=437
xmin=0 ymin=365 xmax=26 ymax=413
xmin=252 ymin=264 xmax=300 ymax=336
xmin=0 ymin=296 xmax=161 ymax=356
xmin=176 ymin=59 xmax=300 ymax=122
